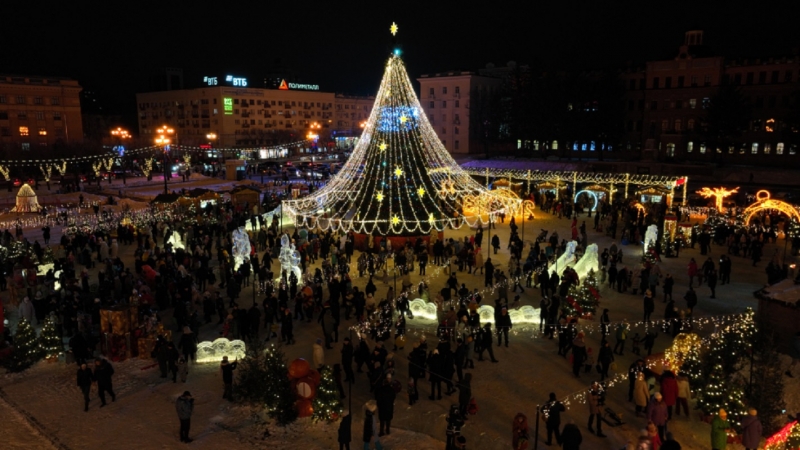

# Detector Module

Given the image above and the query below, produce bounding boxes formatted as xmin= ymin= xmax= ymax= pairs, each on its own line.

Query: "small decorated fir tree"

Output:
xmin=748 ymin=326 xmax=787 ymax=436
xmin=8 ymin=318 xmax=42 ymax=372
xmin=563 ymin=270 xmax=600 ymax=318
xmin=264 ymin=344 xmax=298 ymax=426
xmin=235 ymin=339 xmax=270 ymax=404
xmin=312 ymin=366 xmax=343 ymax=422
xmin=38 ymin=316 xmax=63 ymax=359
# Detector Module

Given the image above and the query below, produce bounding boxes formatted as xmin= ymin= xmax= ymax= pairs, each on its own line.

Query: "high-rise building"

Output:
xmin=0 ymin=74 xmax=83 ymax=151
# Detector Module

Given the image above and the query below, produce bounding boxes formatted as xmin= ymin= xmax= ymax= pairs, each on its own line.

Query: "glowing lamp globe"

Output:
xmin=288 ymin=358 xmax=311 ymax=379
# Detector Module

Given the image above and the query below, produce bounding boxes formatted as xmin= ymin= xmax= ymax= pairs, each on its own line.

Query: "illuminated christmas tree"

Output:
xmin=564 ymin=270 xmax=600 ymax=318
xmin=264 ymin=345 xmax=298 ymax=426
xmin=8 ymin=318 xmax=42 ymax=372
xmin=748 ymin=325 xmax=786 ymax=436
xmin=235 ymin=339 xmax=271 ymax=405
xmin=282 ymin=25 xmax=521 ymax=236
xmin=38 ymin=316 xmax=63 ymax=359
xmin=312 ymin=366 xmax=343 ymax=422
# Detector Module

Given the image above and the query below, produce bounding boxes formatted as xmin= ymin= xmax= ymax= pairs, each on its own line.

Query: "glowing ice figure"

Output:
xmin=572 ymin=243 xmax=600 ymax=280
xmin=278 ymin=234 xmax=303 ymax=283
xmin=196 ymin=338 xmax=246 ymax=363
xmin=644 ymin=224 xmax=659 ymax=254
xmin=167 ymin=230 xmax=185 ymax=250
xmin=478 ymin=304 xmax=540 ymax=325
xmin=548 ymin=240 xmax=578 ymax=277
xmin=231 ymin=226 xmax=251 ymax=270
xmin=408 ymin=298 xmax=438 ymax=321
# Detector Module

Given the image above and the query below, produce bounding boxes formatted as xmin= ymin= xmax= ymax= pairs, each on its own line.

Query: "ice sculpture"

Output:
xmin=572 ymin=243 xmax=600 ymax=280
xmin=548 ymin=240 xmax=578 ymax=277
xmin=478 ymin=304 xmax=540 ymax=325
xmin=278 ymin=234 xmax=303 ymax=283
xmin=231 ymin=226 xmax=251 ymax=270
xmin=196 ymin=338 xmax=246 ymax=363
xmin=167 ymin=230 xmax=185 ymax=250
xmin=644 ymin=224 xmax=659 ymax=254
xmin=408 ymin=298 xmax=438 ymax=321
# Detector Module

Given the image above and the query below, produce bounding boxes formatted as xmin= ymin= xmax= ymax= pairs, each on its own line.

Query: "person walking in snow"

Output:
xmin=176 ymin=391 xmax=194 ymax=443
xmin=77 ymin=362 xmax=93 ymax=412
xmin=93 ymin=358 xmax=116 ymax=406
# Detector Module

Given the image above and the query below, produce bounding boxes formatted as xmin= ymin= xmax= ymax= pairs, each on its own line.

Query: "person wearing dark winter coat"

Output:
xmin=221 ymin=356 xmax=238 ymax=400
xmin=561 ymin=420 xmax=583 ymax=450
xmin=458 ymin=373 xmax=472 ymax=419
xmin=476 ymin=323 xmax=498 ymax=363
xmin=178 ymin=326 xmax=197 ymax=363
xmin=362 ymin=400 xmax=381 ymax=450
xmin=93 ymin=358 xmax=116 ymax=406
xmin=167 ymin=342 xmax=181 ymax=382
xmin=496 ymin=308 xmax=512 ymax=347
xmin=341 ymin=337 xmax=355 ymax=383
xmin=175 ymin=391 xmax=194 ymax=443
xmin=446 ymin=403 xmax=465 ymax=450
xmin=427 ymin=349 xmax=444 ymax=400
xmin=77 ymin=363 xmax=94 ymax=412
xmin=543 ymin=392 xmax=565 ymax=446
xmin=587 ymin=382 xmax=606 ymax=437
xmin=598 ymin=341 xmax=614 ymax=381
xmin=154 ymin=337 xmax=169 ymax=378
xmin=647 ymin=392 xmax=669 ymax=441
xmin=375 ymin=378 xmax=396 ymax=436
xmin=338 ymin=412 xmax=352 ymax=450
xmin=740 ymin=408 xmax=763 ymax=450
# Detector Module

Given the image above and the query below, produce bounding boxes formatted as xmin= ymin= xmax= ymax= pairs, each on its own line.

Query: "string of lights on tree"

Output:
xmin=282 ymin=50 xmax=522 ymax=235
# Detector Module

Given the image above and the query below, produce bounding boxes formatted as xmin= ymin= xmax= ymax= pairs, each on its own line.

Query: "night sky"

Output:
xmin=2 ymin=1 xmax=797 ymax=121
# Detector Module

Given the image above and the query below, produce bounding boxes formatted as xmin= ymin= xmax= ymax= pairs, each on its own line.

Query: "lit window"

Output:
xmin=728 ymin=146 xmax=734 ymax=154
xmin=764 ymin=144 xmax=771 ymax=154
xmin=702 ymin=98 xmax=711 ymax=109
xmin=38 ymin=128 xmax=47 ymax=136
xmin=590 ymin=141 xmax=596 ymax=151
xmin=21 ymin=143 xmax=30 ymax=151
xmin=766 ymin=118 xmax=775 ymax=132
xmin=517 ymin=139 xmax=522 ymax=149
xmin=699 ymin=143 xmax=706 ymax=154
xmin=752 ymin=143 xmax=759 ymax=154
xmin=790 ymin=144 xmax=797 ymax=155
xmin=581 ymin=143 xmax=587 ymax=151
xmin=687 ymin=142 xmax=694 ymax=153
xmin=777 ymin=143 xmax=784 ymax=155
xmin=552 ymin=141 xmax=558 ymax=150
xmin=689 ymin=99 xmax=696 ymax=109
xmin=19 ymin=126 xmax=29 ymax=136
xmin=666 ymin=143 xmax=675 ymax=157
xmin=674 ymin=120 xmax=681 ymax=132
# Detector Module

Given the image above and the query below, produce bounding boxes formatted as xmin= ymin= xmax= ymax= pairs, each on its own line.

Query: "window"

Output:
xmin=675 ymin=100 xmax=682 ymax=109
xmin=687 ymin=119 xmax=695 ymax=130
xmin=442 ymin=140 xmax=446 ymax=147
xmin=0 ymin=112 xmax=7 ymax=120
xmin=638 ymin=99 xmax=644 ymax=110
xmin=677 ymin=76 xmax=684 ymax=87
xmin=786 ymin=71 xmax=794 ymax=82
xmin=752 ymin=143 xmax=759 ymax=154
xmin=734 ymin=73 xmax=742 ymax=84
xmin=650 ymin=101 xmax=658 ymax=110
xmin=702 ymin=97 xmax=710 ymax=109
xmin=674 ymin=119 xmax=682 ymax=131
xmin=665 ymin=77 xmax=672 ymax=88
xmin=0 ymin=95 xmax=6 ymax=103
xmin=429 ymin=115 xmax=434 ymax=125
xmin=704 ymin=75 xmax=711 ymax=86
xmin=454 ymin=140 xmax=460 ymax=150
xmin=53 ymin=112 xmax=61 ymax=120
xmin=33 ymin=97 xmax=43 ymax=105
xmin=454 ymin=127 xmax=459 ymax=135
xmin=663 ymin=100 xmax=670 ymax=110
xmin=728 ymin=146 xmax=734 ymax=154
xmin=21 ymin=143 xmax=30 ymax=151
xmin=666 ymin=143 xmax=675 ymax=157
xmin=16 ymin=96 xmax=25 ymax=104
xmin=442 ymin=114 xmax=446 ymax=123
xmin=764 ymin=144 xmax=771 ymax=154
xmin=36 ymin=111 xmax=44 ymax=120
xmin=687 ymin=141 xmax=694 ymax=153
xmin=699 ymin=143 xmax=707 ymax=154
xmin=441 ymin=127 xmax=446 ymax=134
xmin=689 ymin=98 xmax=697 ymax=109
xmin=691 ymin=76 xmax=698 ymax=86
xmin=442 ymin=101 xmax=447 ymax=108
xmin=19 ymin=126 xmax=29 ymax=136
xmin=429 ymin=101 xmax=434 ymax=108
xmin=759 ymin=72 xmax=767 ymax=84
xmin=746 ymin=72 xmax=754 ymax=84
xmin=455 ymin=86 xmax=460 ymax=94
xmin=0 ymin=127 xmax=8 ymax=136
xmin=791 ymin=144 xmax=798 ymax=155
xmin=38 ymin=128 xmax=47 ymax=136
xmin=652 ymin=77 xmax=660 ymax=89
xmin=442 ymin=87 xmax=448 ymax=94
xmin=768 ymin=96 xmax=776 ymax=108
xmin=639 ymin=79 xmax=646 ymax=90
xmin=629 ymin=79 xmax=636 ymax=90
xmin=429 ymin=87 xmax=434 ymax=96
xmin=628 ymin=100 xmax=635 ymax=111
xmin=454 ymin=100 xmax=459 ymax=108
xmin=661 ymin=120 xmax=669 ymax=131
xmin=772 ymin=71 xmax=779 ymax=83
xmin=552 ymin=140 xmax=559 ymax=150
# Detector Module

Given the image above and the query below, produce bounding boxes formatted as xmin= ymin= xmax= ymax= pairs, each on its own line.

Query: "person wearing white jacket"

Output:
xmin=313 ymin=338 xmax=325 ymax=369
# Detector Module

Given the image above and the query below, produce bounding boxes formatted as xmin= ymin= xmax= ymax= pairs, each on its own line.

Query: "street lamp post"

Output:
xmin=155 ymin=125 xmax=174 ymax=195
xmin=111 ymin=127 xmax=130 ymax=185
xmin=206 ymin=132 xmax=218 ymax=176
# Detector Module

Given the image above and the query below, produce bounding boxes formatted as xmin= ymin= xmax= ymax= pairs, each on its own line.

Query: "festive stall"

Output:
xmin=230 ymin=185 xmax=261 ymax=210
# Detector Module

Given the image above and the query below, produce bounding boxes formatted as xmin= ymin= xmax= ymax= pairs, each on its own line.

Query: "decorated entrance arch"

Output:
xmin=742 ymin=190 xmax=800 ymax=226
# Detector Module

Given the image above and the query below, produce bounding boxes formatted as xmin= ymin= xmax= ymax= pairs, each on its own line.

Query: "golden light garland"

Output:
xmin=0 ymin=165 xmax=10 ymax=181
xmin=696 ymin=186 xmax=738 ymax=213
xmin=39 ymin=164 xmax=53 ymax=182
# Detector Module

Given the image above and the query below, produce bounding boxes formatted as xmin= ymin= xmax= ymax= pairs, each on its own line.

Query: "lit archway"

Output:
xmin=742 ymin=190 xmax=800 ymax=226
xmin=574 ymin=190 xmax=599 ymax=211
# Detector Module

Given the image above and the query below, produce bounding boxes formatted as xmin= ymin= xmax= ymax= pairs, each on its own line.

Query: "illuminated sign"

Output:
xmin=278 ymin=79 xmax=319 ymax=91
xmin=203 ymin=76 xmax=218 ymax=86
xmin=223 ymin=98 xmax=233 ymax=115
xmin=226 ymin=75 xmax=248 ymax=87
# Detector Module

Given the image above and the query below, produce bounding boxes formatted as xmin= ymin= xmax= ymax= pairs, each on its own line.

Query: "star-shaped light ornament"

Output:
xmin=391 ymin=215 xmax=400 ymax=226
xmin=376 ymin=192 xmax=385 ymax=202
xmin=428 ymin=213 xmax=436 ymax=224
xmin=394 ymin=167 xmax=403 ymax=177
xmin=399 ymin=115 xmax=408 ymax=124
xmin=390 ymin=22 xmax=399 ymax=36
xmin=378 ymin=142 xmax=388 ymax=152
xmin=417 ymin=187 xmax=426 ymax=198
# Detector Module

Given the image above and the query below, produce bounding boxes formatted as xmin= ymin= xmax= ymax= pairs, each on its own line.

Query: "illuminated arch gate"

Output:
xmin=742 ymin=190 xmax=800 ymax=226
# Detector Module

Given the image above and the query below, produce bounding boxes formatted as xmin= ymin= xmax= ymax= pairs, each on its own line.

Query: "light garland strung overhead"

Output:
xmin=282 ymin=40 xmax=522 ymax=236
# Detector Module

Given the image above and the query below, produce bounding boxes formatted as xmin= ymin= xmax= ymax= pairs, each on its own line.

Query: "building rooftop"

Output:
xmin=0 ymin=74 xmax=78 ymax=85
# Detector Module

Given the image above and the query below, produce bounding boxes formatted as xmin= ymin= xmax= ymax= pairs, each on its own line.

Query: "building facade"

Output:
xmin=621 ymin=31 xmax=800 ymax=165
xmin=417 ymin=71 xmax=502 ymax=155
xmin=0 ymin=75 xmax=83 ymax=151
xmin=136 ymin=84 xmax=373 ymax=148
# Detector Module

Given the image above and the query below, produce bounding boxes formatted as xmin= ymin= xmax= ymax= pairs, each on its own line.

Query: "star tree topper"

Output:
xmin=390 ymin=22 xmax=398 ymax=36
xmin=378 ymin=142 xmax=387 ymax=151
xmin=394 ymin=167 xmax=404 ymax=177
